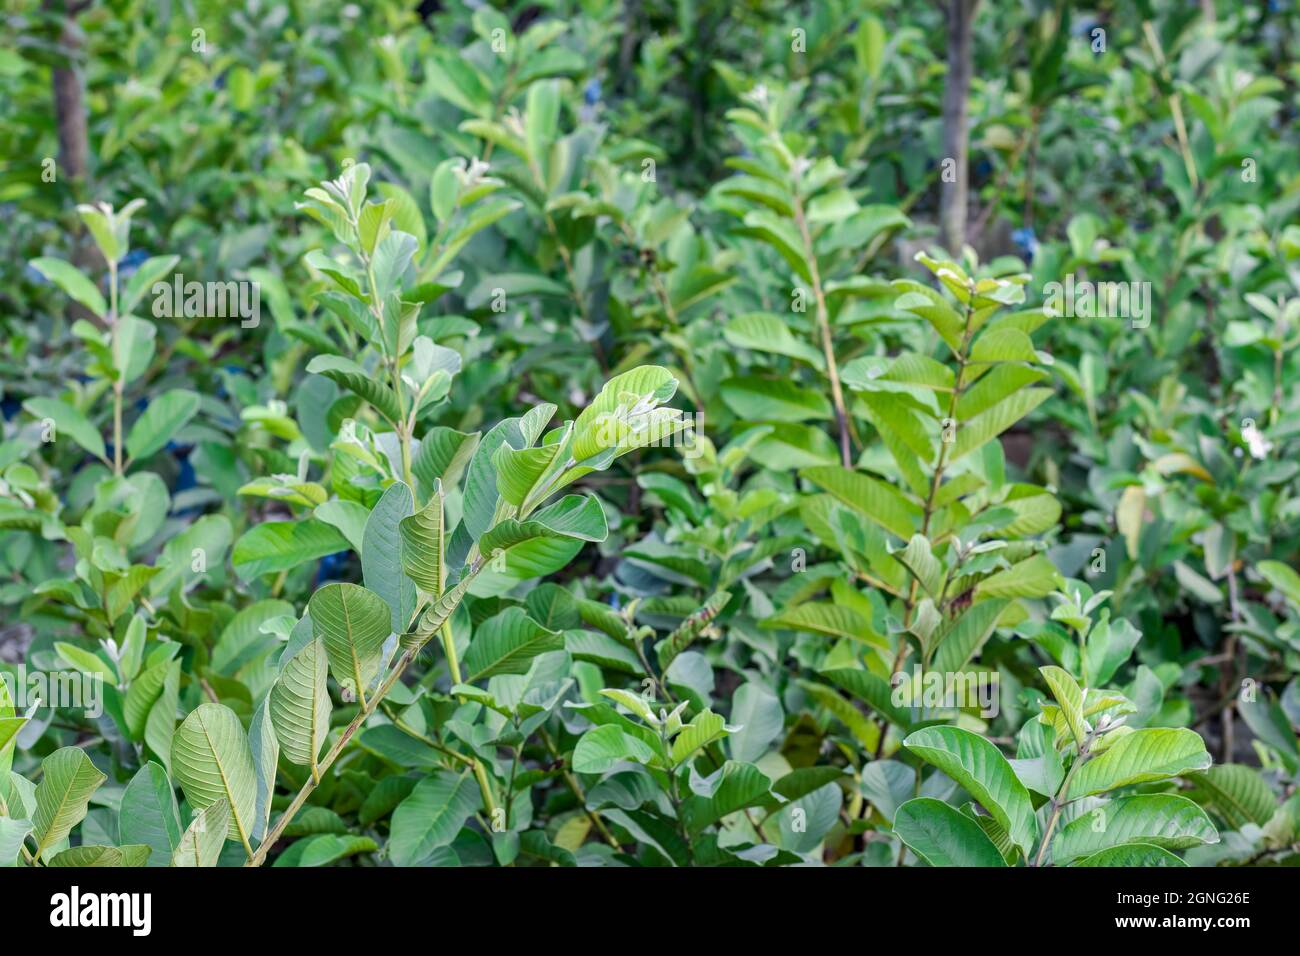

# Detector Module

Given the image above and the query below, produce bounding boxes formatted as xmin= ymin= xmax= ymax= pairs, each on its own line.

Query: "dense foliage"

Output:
xmin=1 ymin=0 xmax=1298 ymax=868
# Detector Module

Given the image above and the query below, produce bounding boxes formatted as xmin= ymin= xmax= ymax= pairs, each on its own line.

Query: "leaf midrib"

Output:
xmin=196 ymin=711 xmax=250 ymax=849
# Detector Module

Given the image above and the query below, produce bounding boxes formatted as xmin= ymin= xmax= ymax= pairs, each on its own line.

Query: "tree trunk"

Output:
xmin=939 ymin=0 xmax=978 ymax=256
xmin=49 ymin=1 xmax=90 ymax=186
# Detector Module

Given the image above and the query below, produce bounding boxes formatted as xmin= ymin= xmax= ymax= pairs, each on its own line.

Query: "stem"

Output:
xmin=1142 ymin=20 xmax=1199 ymax=192
xmin=356 ymin=215 xmax=414 ymax=485
xmin=888 ymin=294 xmax=978 ymax=682
xmin=109 ymin=259 xmax=123 ymax=476
xmin=438 ymin=617 xmax=502 ymax=827
xmin=1032 ymin=728 xmax=1098 ymax=867
xmin=503 ymin=737 xmax=521 ymax=829
xmin=378 ymin=703 xmax=475 ymax=768
xmin=248 ymin=646 xmax=419 ymax=865
xmin=939 ymin=0 xmax=978 ymax=253
xmin=441 ymin=619 xmax=463 ymax=686
xmin=792 ymin=191 xmax=855 ymax=467
xmin=250 ymin=568 xmax=484 ymax=866
xmin=661 ymin=728 xmax=696 ymax=866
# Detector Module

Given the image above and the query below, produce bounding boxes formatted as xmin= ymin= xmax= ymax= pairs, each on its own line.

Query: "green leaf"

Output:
xmin=1040 ymin=665 xmax=1087 ymax=750
xmin=126 ymin=389 xmax=201 ymax=461
xmin=270 ymin=638 xmax=332 ymax=772
xmin=1186 ymin=765 xmax=1276 ymax=829
xmin=895 ymin=534 xmax=943 ymax=598
xmin=232 ymin=519 xmax=350 ymax=581
xmin=399 ymin=487 xmax=445 ymax=596
xmin=149 ymin=514 xmax=233 ymax=597
xmin=931 ymin=599 xmax=1008 ymax=673
xmin=249 ymin=692 xmax=279 ymax=843
xmin=893 ymin=283 xmax=963 ymax=353
xmin=723 ymin=313 xmax=824 ymax=367
xmin=728 ymin=683 xmax=785 ymax=762
xmin=737 ymin=210 xmax=812 ymax=284
xmin=31 ymin=747 xmax=107 ymax=860
xmin=761 ymin=602 xmax=885 ymax=648
xmin=115 ymin=316 xmax=157 ymax=385
xmin=524 ymin=78 xmax=561 ymax=161
xmin=273 ymin=833 xmax=380 ymax=867
xmin=799 ymin=680 xmax=880 ymax=752
xmin=822 ymin=667 xmax=913 ymax=729
xmin=1052 ymin=794 xmax=1218 ymax=865
xmin=171 ymin=798 xmax=231 ymax=867
xmin=956 ymin=365 xmax=1048 ymax=420
xmin=951 ymin=388 xmax=1052 ymax=461
xmin=720 ymin=376 xmax=832 ymax=422
xmin=1068 ymin=728 xmax=1212 ymax=799
xmin=55 ymin=641 xmax=115 ymax=682
xmin=903 ymin=726 xmax=1037 ymax=856
xmin=599 ymin=688 xmax=658 ymax=722
xmin=170 ymin=703 xmax=258 ymax=851
xmin=388 ymin=771 xmax=480 ymax=866
xmin=968 ymin=328 xmax=1038 ymax=365
xmin=670 ymin=710 xmax=731 ymax=766
xmin=363 ymin=481 xmax=416 ymax=634
xmin=121 ymin=254 xmax=180 ymax=314
xmin=894 ymin=797 xmax=1008 ymax=866
xmin=799 ymin=465 xmax=920 ymax=539
xmin=412 ymin=427 xmax=479 ymax=499
xmin=312 ymin=497 xmax=368 ymax=551
xmin=680 ymin=761 xmax=773 ymax=834
xmin=118 ymin=761 xmax=183 ymax=867
xmin=573 ymin=724 xmax=657 ymax=773
xmin=0 ymin=817 xmax=33 ymax=866
xmin=309 ymin=582 xmax=391 ymax=706
xmin=305 ymin=355 xmax=403 ymax=424
xmin=569 ymin=366 xmax=680 ymax=463
xmin=974 ymin=554 xmax=1061 ymax=599
xmin=23 ymin=398 xmax=106 ymax=461
xmin=1258 ymin=560 xmax=1300 ymax=607
xmin=31 ymin=257 xmax=105 ymax=315
xmin=462 ymin=607 xmax=564 ymax=682
xmin=1074 ymin=842 xmax=1187 ymax=867
xmin=48 ymin=844 xmax=150 ymax=867
xmin=471 ymin=496 xmax=607 ymax=596
xmin=493 ymin=439 xmax=563 ymax=506
xmin=144 ymin=660 xmax=181 ymax=772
